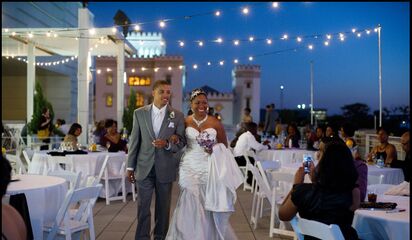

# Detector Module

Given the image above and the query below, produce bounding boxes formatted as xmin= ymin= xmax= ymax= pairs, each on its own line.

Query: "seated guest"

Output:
xmin=101 ymin=119 xmax=127 ymax=152
xmin=391 ymin=131 xmax=410 ymax=182
xmin=325 ymin=123 xmax=339 ymax=138
xmin=312 ymin=125 xmax=325 ymax=150
xmin=284 ymin=123 xmax=300 ymax=148
xmin=93 ymin=120 xmax=106 ymax=145
xmin=305 ymin=125 xmax=317 ymax=150
xmin=367 ymin=126 xmax=397 ymax=166
xmin=232 ymin=122 xmax=270 ymax=184
xmin=241 ymin=107 xmax=253 ymax=123
xmin=341 ymin=122 xmax=368 ymax=202
xmin=1 ymin=156 xmax=27 ymax=240
xmin=63 ymin=123 xmax=82 ymax=150
xmin=279 ymin=140 xmax=360 ymax=240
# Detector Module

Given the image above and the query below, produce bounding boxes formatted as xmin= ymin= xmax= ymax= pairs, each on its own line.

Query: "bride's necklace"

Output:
xmin=192 ymin=115 xmax=208 ymax=127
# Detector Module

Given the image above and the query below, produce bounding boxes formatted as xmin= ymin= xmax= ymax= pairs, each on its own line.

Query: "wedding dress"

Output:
xmin=166 ymin=127 xmax=242 ymax=240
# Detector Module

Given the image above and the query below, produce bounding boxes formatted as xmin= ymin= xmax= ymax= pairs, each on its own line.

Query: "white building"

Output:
xmin=184 ymin=64 xmax=261 ymax=126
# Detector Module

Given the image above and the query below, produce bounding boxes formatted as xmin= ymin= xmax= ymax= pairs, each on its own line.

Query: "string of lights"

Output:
xmin=2 ymin=25 xmax=379 ymax=70
xmin=2 ymin=2 xmax=276 ymax=35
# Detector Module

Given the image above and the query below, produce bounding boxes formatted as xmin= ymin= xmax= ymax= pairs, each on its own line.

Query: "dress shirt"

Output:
xmin=152 ymin=104 xmax=167 ymax=137
xmin=233 ymin=131 xmax=269 ymax=157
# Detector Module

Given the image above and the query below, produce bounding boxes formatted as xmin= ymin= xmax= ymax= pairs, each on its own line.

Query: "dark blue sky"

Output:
xmin=88 ymin=2 xmax=409 ymax=115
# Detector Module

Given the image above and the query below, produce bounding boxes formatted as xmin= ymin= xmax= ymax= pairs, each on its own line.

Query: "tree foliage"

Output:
xmin=27 ymin=81 xmax=55 ymax=134
xmin=122 ymin=88 xmax=138 ymax=134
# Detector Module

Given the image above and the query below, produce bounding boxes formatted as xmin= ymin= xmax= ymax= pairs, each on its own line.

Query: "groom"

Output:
xmin=127 ymin=80 xmax=186 ymax=240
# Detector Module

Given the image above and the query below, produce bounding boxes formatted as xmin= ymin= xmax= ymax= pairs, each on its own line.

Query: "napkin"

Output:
xmin=384 ymin=181 xmax=410 ymax=196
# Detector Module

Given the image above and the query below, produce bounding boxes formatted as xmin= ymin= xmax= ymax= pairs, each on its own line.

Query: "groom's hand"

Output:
xmin=152 ymin=139 xmax=168 ymax=148
xmin=127 ymin=170 xmax=136 ymax=183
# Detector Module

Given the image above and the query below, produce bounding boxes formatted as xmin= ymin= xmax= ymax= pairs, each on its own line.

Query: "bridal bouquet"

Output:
xmin=196 ymin=131 xmax=216 ymax=153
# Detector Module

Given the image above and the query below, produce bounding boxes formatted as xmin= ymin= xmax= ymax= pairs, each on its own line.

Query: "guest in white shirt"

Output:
xmin=231 ymin=122 xmax=270 ymax=184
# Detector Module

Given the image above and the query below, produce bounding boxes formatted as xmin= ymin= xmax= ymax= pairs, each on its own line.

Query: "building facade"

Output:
xmin=95 ymin=55 xmax=184 ymax=122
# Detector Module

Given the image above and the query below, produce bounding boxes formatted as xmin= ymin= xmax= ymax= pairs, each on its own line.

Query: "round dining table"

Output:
xmin=352 ymin=194 xmax=410 ymax=240
xmin=6 ymin=174 xmax=68 ymax=240
xmin=28 ymin=150 xmax=129 ymax=198
xmin=257 ymin=148 xmax=317 ymax=165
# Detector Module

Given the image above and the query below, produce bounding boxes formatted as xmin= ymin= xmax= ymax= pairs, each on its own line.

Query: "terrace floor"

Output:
xmin=92 ymin=182 xmax=294 ymax=240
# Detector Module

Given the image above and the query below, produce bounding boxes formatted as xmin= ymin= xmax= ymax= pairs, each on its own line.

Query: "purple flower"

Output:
xmin=196 ymin=131 xmax=216 ymax=152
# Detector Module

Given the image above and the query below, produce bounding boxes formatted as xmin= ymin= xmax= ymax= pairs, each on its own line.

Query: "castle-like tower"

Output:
xmin=232 ymin=65 xmax=261 ymax=124
xmin=126 ymin=32 xmax=166 ymax=58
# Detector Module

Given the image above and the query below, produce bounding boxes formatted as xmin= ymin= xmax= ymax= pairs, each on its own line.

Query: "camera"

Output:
xmin=303 ymin=154 xmax=313 ymax=174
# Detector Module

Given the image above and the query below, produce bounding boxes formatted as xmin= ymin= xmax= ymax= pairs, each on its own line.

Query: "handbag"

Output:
xmin=37 ymin=128 xmax=50 ymax=140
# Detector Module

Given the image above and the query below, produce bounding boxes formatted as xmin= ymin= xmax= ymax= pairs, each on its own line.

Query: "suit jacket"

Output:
xmin=127 ymin=104 xmax=186 ymax=183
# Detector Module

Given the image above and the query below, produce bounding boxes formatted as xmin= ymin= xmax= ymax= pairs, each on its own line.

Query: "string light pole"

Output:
xmin=310 ymin=60 xmax=314 ymax=125
xmin=377 ymin=24 xmax=382 ymax=127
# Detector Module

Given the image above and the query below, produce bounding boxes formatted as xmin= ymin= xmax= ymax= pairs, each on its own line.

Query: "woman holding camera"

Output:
xmin=279 ymin=140 xmax=360 ymax=239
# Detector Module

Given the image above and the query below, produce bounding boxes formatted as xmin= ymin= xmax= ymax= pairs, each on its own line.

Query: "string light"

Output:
xmin=234 ymin=59 xmax=238 ymax=64
xmin=249 ymin=36 xmax=254 ymax=42
xmin=179 ymin=41 xmax=185 ymax=47
xmin=219 ymin=60 xmax=224 ymax=66
xmin=266 ymin=39 xmax=272 ymax=44
xmin=193 ymin=64 xmax=198 ymax=69
xmin=282 ymin=34 xmax=288 ymax=40
xmin=216 ymin=37 xmax=223 ymax=43
xmin=272 ymin=2 xmax=279 ymax=8
xmin=198 ymin=41 xmax=203 ymax=46
xmin=248 ymin=56 xmax=253 ymax=61
xmin=234 ymin=40 xmax=240 ymax=45
xmin=207 ymin=62 xmax=211 ymax=66
xmin=242 ymin=7 xmax=249 ymax=15
xmin=159 ymin=20 xmax=166 ymax=28
xmin=134 ymin=24 xmax=141 ymax=31
xmin=297 ymin=37 xmax=302 ymax=42
xmin=111 ymin=27 xmax=117 ymax=33
xmin=324 ymin=41 xmax=329 ymax=46
xmin=308 ymin=44 xmax=314 ymax=50
xmin=215 ymin=11 xmax=221 ymax=16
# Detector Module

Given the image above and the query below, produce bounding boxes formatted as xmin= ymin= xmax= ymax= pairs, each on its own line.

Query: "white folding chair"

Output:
xmin=367 ymin=174 xmax=385 ymax=185
xmin=255 ymin=161 xmax=296 ymax=238
xmin=81 ymin=155 xmax=109 ymax=187
xmin=21 ymin=149 xmax=32 ymax=171
xmin=47 ymin=170 xmax=82 ymax=191
xmin=101 ymin=156 xmax=127 ymax=205
xmin=243 ymin=153 xmax=256 ymax=192
xmin=291 ymin=213 xmax=345 ymax=240
xmin=43 ymin=184 xmax=103 ymax=240
xmin=46 ymin=155 xmax=74 ymax=172
xmin=6 ymin=153 xmax=27 ymax=174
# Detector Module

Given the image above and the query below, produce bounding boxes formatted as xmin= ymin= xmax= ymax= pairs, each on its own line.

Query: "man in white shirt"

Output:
xmin=232 ymin=122 xmax=270 ymax=184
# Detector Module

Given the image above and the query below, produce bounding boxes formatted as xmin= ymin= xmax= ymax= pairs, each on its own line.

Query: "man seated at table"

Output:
xmin=1 ymin=156 xmax=27 ymax=240
xmin=231 ymin=122 xmax=270 ymax=184
xmin=367 ymin=126 xmax=397 ymax=167
xmin=63 ymin=123 xmax=82 ymax=150
xmin=391 ymin=131 xmax=410 ymax=182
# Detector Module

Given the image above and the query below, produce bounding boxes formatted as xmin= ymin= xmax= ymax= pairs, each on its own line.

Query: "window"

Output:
xmin=128 ymin=76 xmax=151 ymax=86
xmin=246 ymin=82 xmax=251 ymax=88
xmin=106 ymin=73 xmax=113 ymax=85
xmin=246 ymin=97 xmax=250 ymax=108
xmin=106 ymin=94 xmax=113 ymax=107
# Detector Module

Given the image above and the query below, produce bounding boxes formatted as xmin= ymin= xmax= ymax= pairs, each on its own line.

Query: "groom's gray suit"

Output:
xmin=127 ymin=104 xmax=186 ymax=240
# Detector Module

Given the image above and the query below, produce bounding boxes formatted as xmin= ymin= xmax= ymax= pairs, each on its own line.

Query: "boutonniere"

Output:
xmin=169 ymin=111 xmax=175 ymax=120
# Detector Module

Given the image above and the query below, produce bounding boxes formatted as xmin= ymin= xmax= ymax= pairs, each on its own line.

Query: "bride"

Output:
xmin=166 ymin=89 xmax=242 ymax=240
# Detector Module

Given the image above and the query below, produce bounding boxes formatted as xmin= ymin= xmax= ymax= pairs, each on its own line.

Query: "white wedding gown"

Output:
xmin=166 ymin=127 xmax=239 ymax=240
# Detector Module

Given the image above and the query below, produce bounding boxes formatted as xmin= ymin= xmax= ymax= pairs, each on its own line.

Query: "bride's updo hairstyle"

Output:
xmin=190 ymin=88 xmax=207 ymax=102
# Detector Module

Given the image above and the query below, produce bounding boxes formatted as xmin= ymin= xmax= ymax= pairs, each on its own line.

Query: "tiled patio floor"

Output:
xmin=92 ymin=182 xmax=294 ymax=240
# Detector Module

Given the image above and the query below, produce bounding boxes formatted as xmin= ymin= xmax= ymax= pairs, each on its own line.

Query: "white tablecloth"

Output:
xmin=367 ymin=164 xmax=405 ymax=185
xmin=29 ymin=151 xmax=130 ymax=198
xmin=353 ymin=194 xmax=410 ymax=240
xmin=7 ymin=174 xmax=68 ymax=240
xmin=257 ymin=149 xmax=316 ymax=165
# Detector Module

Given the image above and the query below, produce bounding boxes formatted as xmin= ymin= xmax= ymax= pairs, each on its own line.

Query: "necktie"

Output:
xmin=153 ymin=111 xmax=162 ymax=137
